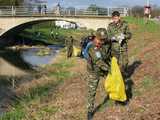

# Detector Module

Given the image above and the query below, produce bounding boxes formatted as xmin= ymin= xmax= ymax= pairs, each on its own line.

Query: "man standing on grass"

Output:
xmin=86 ymin=28 xmax=111 ymax=120
xmin=107 ymin=11 xmax=131 ymax=103
xmin=107 ymin=11 xmax=132 ymax=101
xmin=65 ymin=36 xmax=74 ymax=58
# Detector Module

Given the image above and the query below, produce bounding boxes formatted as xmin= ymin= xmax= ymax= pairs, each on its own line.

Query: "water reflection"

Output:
xmin=21 ymin=45 xmax=63 ymax=67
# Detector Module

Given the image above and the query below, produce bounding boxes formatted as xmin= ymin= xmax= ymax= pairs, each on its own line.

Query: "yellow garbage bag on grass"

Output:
xmin=104 ymin=57 xmax=127 ymax=102
xmin=73 ymin=46 xmax=81 ymax=57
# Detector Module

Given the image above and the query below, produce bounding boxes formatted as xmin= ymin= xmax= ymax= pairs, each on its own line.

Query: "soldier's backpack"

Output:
xmin=82 ymin=41 xmax=93 ymax=60
xmin=81 ymin=36 xmax=91 ymax=50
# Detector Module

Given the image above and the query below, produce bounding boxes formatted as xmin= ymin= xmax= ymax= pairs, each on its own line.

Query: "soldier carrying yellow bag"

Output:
xmin=107 ymin=11 xmax=132 ymax=79
xmin=86 ymin=27 xmax=128 ymax=120
xmin=86 ymin=28 xmax=112 ymax=120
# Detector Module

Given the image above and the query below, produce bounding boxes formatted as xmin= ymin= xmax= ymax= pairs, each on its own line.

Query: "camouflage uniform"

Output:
xmin=87 ymin=41 xmax=111 ymax=114
xmin=107 ymin=20 xmax=131 ymax=77
xmin=65 ymin=36 xmax=73 ymax=58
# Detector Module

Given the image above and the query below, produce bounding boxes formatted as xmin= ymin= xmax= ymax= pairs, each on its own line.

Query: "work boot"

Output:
xmin=87 ymin=112 xmax=93 ymax=120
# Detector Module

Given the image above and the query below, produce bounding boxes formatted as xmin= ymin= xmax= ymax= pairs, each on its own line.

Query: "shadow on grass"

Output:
xmin=127 ymin=60 xmax=142 ymax=78
xmin=0 ymin=76 xmax=17 ymax=115
xmin=125 ymin=60 xmax=142 ymax=101
xmin=0 ymin=48 xmax=36 ymax=114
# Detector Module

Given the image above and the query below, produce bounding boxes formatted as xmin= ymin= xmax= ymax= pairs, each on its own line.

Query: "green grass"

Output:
xmin=48 ymin=59 xmax=76 ymax=80
xmin=0 ymin=106 xmax=25 ymax=120
xmin=18 ymin=24 xmax=91 ymax=46
xmin=97 ymin=99 xmax=114 ymax=112
xmin=133 ymin=87 xmax=143 ymax=97
xmin=124 ymin=16 xmax=160 ymax=33
xmin=36 ymin=105 xmax=60 ymax=119
xmin=141 ymin=76 xmax=154 ymax=89
xmin=124 ymin=16 xmax=160 ymax=57
xmin=134 ymin=107 xmax=146 ymax=113
xmin=50 ymin=70 xmax=74 ymax=80
xmin=133 ymin=76 xmax=155 ymax=97
xmin=41 ymin=106 xmax=59 ymax=114
xmin=21 ymin=79 xmax=64 ymax=103
xmin=51 ymin=59 xmax=74 ymax=69
xmin=0 ymin=79 xmax=63 ymax=120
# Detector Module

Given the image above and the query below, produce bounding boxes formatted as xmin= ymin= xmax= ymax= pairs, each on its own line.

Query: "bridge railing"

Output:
xmin=0 ymin=6 xmax=129 ymax=17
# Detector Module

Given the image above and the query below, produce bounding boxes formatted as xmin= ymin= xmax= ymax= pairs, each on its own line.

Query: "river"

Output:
xmin=21 ymin=45 xmax=64 ymax=68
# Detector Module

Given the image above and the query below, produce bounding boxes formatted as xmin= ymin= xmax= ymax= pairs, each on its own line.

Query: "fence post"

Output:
xmin=75 ymin=9 xmax=76 ymax=16
xmin=96 ymin=10 xmax=98 ymax=16
xmin=107 ymin=7 xmax=110 ymax=17
xmin=123 ymin=7 xmax=125 ymax=16
xmin=11 ymin=6 xmax=14 ymax=16
xmin=69 ymin=9 xmax=71 ymax=16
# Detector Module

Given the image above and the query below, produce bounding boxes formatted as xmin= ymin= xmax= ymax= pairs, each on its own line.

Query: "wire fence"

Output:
xmin=0 ymin=6 xmax=129 ymax=17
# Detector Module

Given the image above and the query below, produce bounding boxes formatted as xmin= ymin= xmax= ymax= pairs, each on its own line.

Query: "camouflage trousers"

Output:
xmin=87 ymin=71 xmax=100 ymax=113
xmin=112 ymin=43 xmax=129 ymax=78
xmin=119 ymin=47 xmax=129 ymax=78
xmin=67 ymin=46 xmax=73 ymax=58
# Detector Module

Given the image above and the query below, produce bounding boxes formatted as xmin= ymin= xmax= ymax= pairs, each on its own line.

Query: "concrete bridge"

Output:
xmin=0 ymin=16 xmax=112 ymax=38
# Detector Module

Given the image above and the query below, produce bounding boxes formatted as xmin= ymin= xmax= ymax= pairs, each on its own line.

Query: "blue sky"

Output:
xmin=47 ymin=0 xmax=160 ymax=8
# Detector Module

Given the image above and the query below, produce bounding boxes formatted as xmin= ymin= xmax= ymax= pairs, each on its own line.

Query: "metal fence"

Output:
xmin=0 ymin=6 xmax=129 ymax=17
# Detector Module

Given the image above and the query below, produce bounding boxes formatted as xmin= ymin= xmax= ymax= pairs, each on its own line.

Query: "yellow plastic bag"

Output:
xmin=73 ymin=46 xmax=81 ymax=57
xmin=104 ymin=57 xmax=127 ymax=102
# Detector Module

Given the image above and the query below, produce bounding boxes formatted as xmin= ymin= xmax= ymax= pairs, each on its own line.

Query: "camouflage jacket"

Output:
xmin=107 ymin=20 xmax=132 ymax=42
xmin=87 ymin=43 xmax=111 ymax=76
xmin=65 ymin=37 xmax=73 ymax=47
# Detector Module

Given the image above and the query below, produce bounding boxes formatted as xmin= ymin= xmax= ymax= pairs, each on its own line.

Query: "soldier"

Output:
xmin=107 ymin=11 xmax=132 ymax=80
xmin=86 ymin=28 xmax=111 ymax=120
xmin=65 ymin=36 xmax=74 ymax=58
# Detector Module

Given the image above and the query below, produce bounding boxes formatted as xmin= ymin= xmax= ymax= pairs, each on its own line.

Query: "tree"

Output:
xmin=87 ymin=4 xmax=99 ymax=11
xmin=151 ymin=5 xmax=160 ymax=17
xmin=98 ymin=7 xmax=108 ymax=15
xmin=131 ymin=6 xmax=144 ymax=17
xmin=0 ymin=0 xmax=24 ymax=6
xmin=87 ymin=4 xmax=108 ymax=15
xmin=66 ymin=7 xmax=76 ymax=15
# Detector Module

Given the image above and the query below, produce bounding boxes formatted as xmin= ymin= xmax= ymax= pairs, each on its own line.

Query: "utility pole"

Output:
xmin=144 ymin=0 xmax=151 ymax=23
xmin=147 ymin=0 xmax=150 ymax=6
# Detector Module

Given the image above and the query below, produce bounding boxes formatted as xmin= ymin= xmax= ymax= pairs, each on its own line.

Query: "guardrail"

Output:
xmin=0 ymin=6 xmax=129 ymax=17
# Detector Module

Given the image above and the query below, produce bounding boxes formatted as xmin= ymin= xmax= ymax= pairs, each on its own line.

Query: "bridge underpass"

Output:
xmin=0 ymin=16 xmax=112 ymax=38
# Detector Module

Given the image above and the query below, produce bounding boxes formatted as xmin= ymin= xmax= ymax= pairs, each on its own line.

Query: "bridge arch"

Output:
xmin=0 ymin=16 xmax=111 ymax=38
xmin=0 ymin=18 xmax=80 ymax=39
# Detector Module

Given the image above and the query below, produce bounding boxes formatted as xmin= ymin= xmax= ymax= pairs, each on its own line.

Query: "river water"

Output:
xmin=21 ymin=45 xmax=63 ymax=67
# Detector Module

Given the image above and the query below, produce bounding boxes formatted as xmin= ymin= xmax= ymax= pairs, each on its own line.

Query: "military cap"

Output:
xmin=96 ymin=28 xmax=108 ymax=40
xmin=112 ymin=11 xmax=120 ymax=17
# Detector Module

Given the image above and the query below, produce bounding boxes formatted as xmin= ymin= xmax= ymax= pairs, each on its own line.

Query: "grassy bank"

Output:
xmin=124 ymin=16 xmax=160 ymax=32
xmin=17 ymin=22 xmax=91 ymax=46
xmin=0 ymin=52 xmax=76 ymax=120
